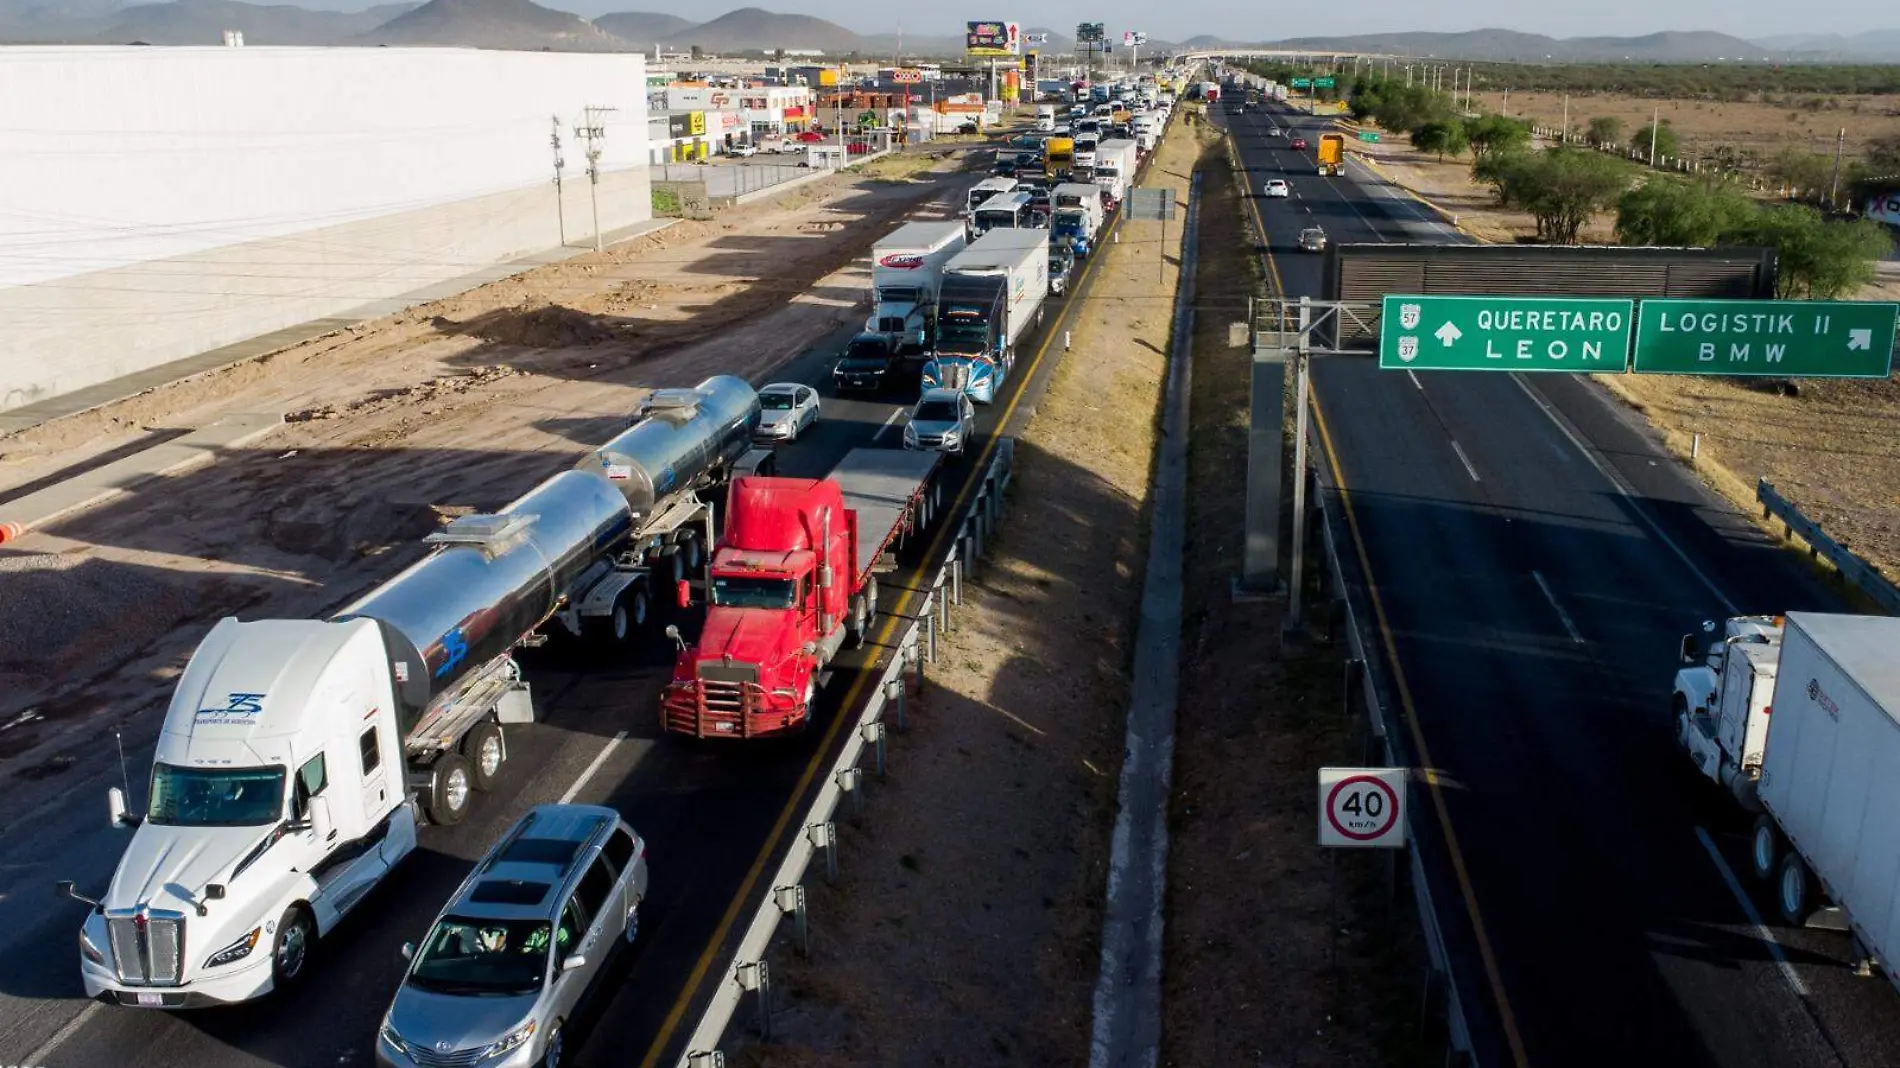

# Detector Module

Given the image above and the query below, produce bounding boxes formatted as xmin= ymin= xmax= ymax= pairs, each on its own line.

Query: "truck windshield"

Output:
xmin=406 ymin=916 xmax=553 ymax=997
xmin=712 ymin=575 xmax=797 ymax=609
xmin=939 ymin=311 xmax=992 ymax=345
xmin=148 ymin=763 xmax=286 ymax=827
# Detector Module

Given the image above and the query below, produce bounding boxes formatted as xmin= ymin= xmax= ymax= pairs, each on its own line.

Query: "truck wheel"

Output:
xmin=678 ymin=530 xmax=703 ymax=572
xmin=426 ymin=755 xmax=474 ymax=826
xmin=270 ymin=904 xmax=315 ymax=990
xmin=1670 ymin=694 xmax=1690 ymax=754
xmin=462 ymin=722 xmax=504 ymax=792
xmin=1750 ymin=814 xmax=1782 ymax=882
xmin=1777 ymin=852 xmax=1815 ymax=927
xmin=656 ymin=546 xmax=685 ymax=587
xmin=864 ymin=576 xmax=879 ymax=628
xmin=847 ymin=594 xmax=868 ymax=649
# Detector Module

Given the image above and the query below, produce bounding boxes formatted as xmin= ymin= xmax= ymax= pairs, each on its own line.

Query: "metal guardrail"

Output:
xmin=1307 ymin=446 xmax=1476 ymax=1065
xmin=671 ymin=438 xmax=1016 ymax=1068
xmin=1758 ymin=477 xmax=1900 ymax=614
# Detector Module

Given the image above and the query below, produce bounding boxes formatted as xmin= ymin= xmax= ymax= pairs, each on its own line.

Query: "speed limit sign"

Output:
xmin=1318 ymin=767 xmax=1408 ymax=848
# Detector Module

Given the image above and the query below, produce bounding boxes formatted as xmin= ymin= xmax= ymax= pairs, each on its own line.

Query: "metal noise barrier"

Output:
xmin=1307 ymin=424 xmax=1477 ymax=1065
xmin=672 ymin=437 xmax=1016 ymax=1067
xmin=1759 ymin=477 xmax=1900 ymax=615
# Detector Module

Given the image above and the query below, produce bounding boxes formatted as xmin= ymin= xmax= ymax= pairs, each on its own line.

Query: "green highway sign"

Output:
xmin=1380 ymin=295 xmax=1634 ymax=371
xmin=1290 ymin=77 xmax=1312 ymax=89
xmin=1358 ymin=131 xmax=1381 ymax=142
xmin=1632 ymin=299 xmax=1898 ymax=378
xmin=1314 ymin=76 xmax=1336 ymax=89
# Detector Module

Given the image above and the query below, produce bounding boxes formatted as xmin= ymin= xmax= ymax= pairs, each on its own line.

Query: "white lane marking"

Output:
xmin=1507 ymin=374 xmax=1739 ymax=615
xmin=1531 ymin=570 xmax=1584 ymax=644
xmin=559 ymin=730 xmax=628 ymax=804
xmin=24 ymin=1002 xmax=100 ymax=1066
xmin=1695 ymin=826 xmax=1811 ymax=998
xmin=1449 ymin=439 xmax=1481 ymax=482
xmin=1406 ymin=370 xmax=1423 ymax=391
xmin=871 ymin=407 xmax=904 ymax=443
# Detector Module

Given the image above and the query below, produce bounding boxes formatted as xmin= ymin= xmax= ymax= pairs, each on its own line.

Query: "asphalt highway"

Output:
xmin=0 ymin=174 xmax=1110 ymax=1068
xmin=1220 ymin=100 xmax=1900 ymax=1067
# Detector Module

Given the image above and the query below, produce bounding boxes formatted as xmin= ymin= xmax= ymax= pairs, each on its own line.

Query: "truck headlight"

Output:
xmin=204 ymin=926 xmax=262 ymax=968
xmin=379 ymin=1019 xmax=410 ymax=1056
xmin=79 ymin=926 xmax=105 ymax=965
xmin=481 ymin=1020 xmax=537 ymax=1059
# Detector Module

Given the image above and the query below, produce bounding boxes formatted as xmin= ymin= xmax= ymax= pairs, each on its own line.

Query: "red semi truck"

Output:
xmin=661 ymin=448 xmax=944 ymax=738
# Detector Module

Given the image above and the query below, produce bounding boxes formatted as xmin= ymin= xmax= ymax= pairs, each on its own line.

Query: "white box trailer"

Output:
xmin=1094 ymin=138 xmax=1139 ymax=204
xmin=946 ymin=228 xmax=1049 ymax=352
xmin=866 ymin=221 xmax=967 ymax=352
xmin=1759 ymin=614 xmax=1900 ymax=976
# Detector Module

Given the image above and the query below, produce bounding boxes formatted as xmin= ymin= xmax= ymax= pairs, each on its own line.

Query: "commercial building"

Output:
xmin=0 ymin=46 xmax=651 ymax=414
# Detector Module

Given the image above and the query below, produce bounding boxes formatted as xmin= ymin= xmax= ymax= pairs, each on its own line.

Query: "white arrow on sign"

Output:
xmin=1848 ymin=328 xmax=1873 ymax=351
xmin=1434 ymin=321 xmax=1463 ymax=347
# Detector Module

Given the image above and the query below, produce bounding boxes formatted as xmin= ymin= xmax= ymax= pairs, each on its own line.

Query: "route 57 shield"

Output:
xmin=1398 ymin=302 xmax=1421 ymax=329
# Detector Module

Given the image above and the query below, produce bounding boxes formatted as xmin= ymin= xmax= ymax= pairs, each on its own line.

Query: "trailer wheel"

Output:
xmin=463 ymin=722 xmax=504 ymax=791
xmin=1750 ymin=814 xmax=1782 ymax=883
xmin=426 ymin=755 xmax=474 ymax=826
xmin=1777 ymin=851 xmax=1815 ymax=927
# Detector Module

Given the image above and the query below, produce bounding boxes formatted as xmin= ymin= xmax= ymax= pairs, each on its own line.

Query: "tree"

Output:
xmin=1615 ymin=176 xmax=1755 ymax=247
xmin=1348 ymin=86 xmax=1383 ymax=123
xmin=1765 ymin=147 xmax=1835 ymax=204
xmin=1483 ymin=148 xmax=1629 ymax=243
xmin=1465 ymin=114 xmax=1530 ymax=171
xmin=1632 ymin=119 xmax=1681 ymax=162
xmin=1733 ymin=204 xmax=1893 ymax=298
xmin=1586 ymin=116 xmax=1623 ymax=147
xmin=1411 ymin=121 xmax=1468 ymax=161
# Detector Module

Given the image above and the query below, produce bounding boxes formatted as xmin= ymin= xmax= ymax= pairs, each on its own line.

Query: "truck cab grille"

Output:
xmin=661 ymin=662 xmax=792 ymax=738
xmin=108 ymin=910 xmax=185 ymax=986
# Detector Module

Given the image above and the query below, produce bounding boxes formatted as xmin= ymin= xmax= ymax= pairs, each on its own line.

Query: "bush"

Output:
xmin=1586 ymin=116 xmax=1623 ymax=147
xmin=1615 ymin=176 xmax=1755 ymax=246
xmin=1631 ymin=120 xmax=1682 ymax=161
xmin=1733 ymin=204 xmax=1893 ymax=299
xmin=1411 ymin=121 xmax=1468 ymax=160
xmin=1464 ymin=114 xmax=1531 ymax=169
xmin=1481 ymin=148 xmax=1630 ymax=243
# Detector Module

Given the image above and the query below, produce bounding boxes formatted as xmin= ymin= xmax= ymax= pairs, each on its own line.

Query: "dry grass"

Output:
xmin=736 ymin=121 xmax=1206 ymax=1068
xmin=1474 ymin=89 xmax=1900 ymax=165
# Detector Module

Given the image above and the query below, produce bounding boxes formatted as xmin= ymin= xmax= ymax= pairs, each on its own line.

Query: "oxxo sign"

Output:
xmin=1318 ymin=767 xmax=1408 ymax=849
xmin=1380 ymin=294 xmax=1633 ymax=372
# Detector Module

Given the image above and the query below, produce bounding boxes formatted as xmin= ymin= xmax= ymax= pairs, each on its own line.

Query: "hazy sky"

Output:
xmin=83 ymin=0 xmax=1892 ymax=41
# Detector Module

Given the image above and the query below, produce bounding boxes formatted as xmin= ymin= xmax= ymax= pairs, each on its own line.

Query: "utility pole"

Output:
xmin=1830 ymin=126 xmax=1846 ymax=209
xmin=550 ymin=115 xmax=567 ymax=247
xmin=576 ymin=105 xmax=615 ymax=253
xmin=1649 ymin=104 xmax=1659 ymax=164
xmin=1562 ymin=94 xmax=1569 ymax=142
xmin=1502 ymin=87 xmax=1509 ymax=117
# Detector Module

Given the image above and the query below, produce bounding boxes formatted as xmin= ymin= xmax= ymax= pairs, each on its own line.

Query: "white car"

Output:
xmin=1263 ymin=179 xmax=1290 ymax=199
xmin=729 ymin=143 xmax=758 ymax=157
xmin=755 ymin=382 xmax=820 ymax=442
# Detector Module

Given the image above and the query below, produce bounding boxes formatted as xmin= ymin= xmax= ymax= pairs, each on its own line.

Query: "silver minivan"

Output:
xmin=376 ymin=804 xmax=649 ymax=1068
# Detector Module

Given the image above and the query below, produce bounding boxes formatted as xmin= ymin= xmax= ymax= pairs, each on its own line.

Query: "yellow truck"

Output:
xmin=1316 ymin=132 xmax=1345 ymax=177
xmin=1045 ymin=136 xmax=1075 ymax=180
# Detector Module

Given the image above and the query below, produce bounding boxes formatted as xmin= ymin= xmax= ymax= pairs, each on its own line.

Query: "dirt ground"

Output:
xmin=1343 ymin=129 xmax=1900 ymax=592
xmin=737 ymin=122 xmax=1205 ymax=1068
xmin=1160 ymin=132 xmax=1435 ymax=1068
xmin=1474 ymin=89 xmax=1900 ymax=165
xmin=0 ymin=153 xmax=974 ymax=785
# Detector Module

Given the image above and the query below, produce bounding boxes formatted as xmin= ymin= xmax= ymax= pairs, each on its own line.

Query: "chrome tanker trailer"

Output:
xmin=62 ymin=378 xmax=770 ymax=1011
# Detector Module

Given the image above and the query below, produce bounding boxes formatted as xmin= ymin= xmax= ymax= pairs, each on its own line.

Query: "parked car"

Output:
xmin=1290 ymin=137 xmax=1308 ymax=150
xmin=795 ymin=130 xmax=826 ymax=143
xmin=1299 ymin=226 xmax=1328 ymax=252
xmin=832 ymin=334 xmax=900 ymax=394
xmin=377 ymin=805 xmax=648 ymax=1068
xmin=729 ymin=143 xmax=758 ymax=157
xmin=1263 ymin=179 xmax=1290 ymax=198
xmin=903 ymin=388 xmax=977 ymax=454
xmin=1048 ymin=242 xmax=1076 ymax=297
xmin=754 ymin=382 xmax=821 ymax=442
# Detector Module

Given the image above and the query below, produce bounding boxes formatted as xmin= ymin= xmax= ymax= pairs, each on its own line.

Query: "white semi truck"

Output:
xmin=59 ymin=377 xmax=769 ymax=1008
xmin=1673 ymin=612 xmax=1900 ymax=982
xmin=865 ymin=222 xmax=967 ymax=354
xmin=1093 ymin=138 xmax=1139 ymax=206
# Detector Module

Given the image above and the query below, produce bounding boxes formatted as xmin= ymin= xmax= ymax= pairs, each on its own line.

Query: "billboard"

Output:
xmin=967 ymin=20 xmax=1021 ymax=56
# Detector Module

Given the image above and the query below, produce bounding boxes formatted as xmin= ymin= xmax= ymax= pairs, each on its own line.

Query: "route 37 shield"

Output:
xmin=1397 ymin=335 xmax=1419 ymax=363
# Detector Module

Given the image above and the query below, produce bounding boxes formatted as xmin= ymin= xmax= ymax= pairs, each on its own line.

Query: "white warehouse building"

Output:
xmin=0 ymin=46 xmax=653 ymax=414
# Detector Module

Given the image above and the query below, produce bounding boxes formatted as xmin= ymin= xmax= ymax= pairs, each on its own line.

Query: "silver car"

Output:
xmin=377 ymin=805 xmax=648 ymax=1068
xmin=903 ymin=388 xmax=976 ymax=454
xmin=754 ymin=382 xmax=821 ymax=443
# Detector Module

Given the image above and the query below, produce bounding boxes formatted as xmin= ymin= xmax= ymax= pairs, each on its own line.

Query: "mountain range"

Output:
xmin=5 ymin=3 xmax=1900 ymax=63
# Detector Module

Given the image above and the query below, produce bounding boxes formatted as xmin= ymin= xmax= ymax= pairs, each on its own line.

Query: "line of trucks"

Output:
xmin=62 ymin=100 xmax=1152 ymax=1016
xmin=1673 ymin=611 xmax=1900 ymax=993
xmin=59 ymin=372 xmax=955 ymax=1007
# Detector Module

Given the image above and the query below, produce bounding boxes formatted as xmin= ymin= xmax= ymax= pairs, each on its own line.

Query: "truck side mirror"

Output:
xmin=1679 ymin=634 xmax=1698 ymax=664
xmin=400 ymin=941 xmax=415 ymax=961
xmin=204 ymin=883 xmax=226 ymax=901
xmin=107 ymin=786 xmax=139 ymax=829
xmin=57 ymin=880 xmax=102 ymax=909
xmin=561 ymin=953 xmax=587 ymax=973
